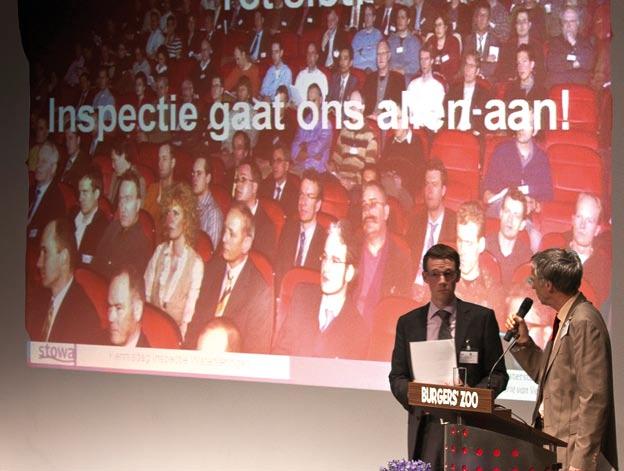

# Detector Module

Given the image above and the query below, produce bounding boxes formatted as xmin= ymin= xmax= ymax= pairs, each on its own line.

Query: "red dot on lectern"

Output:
xmin=451 ymin=427 xmax=457 ymax=435
xmin=493 ymin=449 xmax=501 ymax=457
xmin=462 ymin=447 xmax=468 ymax=455
xmin=511 ymin=449 xmax=520 ymax=458
xmin=493 ymin=467 xmax=501 ymax=471
xmin=462 ymin=429 xmax=469 ymax=438
xmin=450 ymin=464 xmax=456 ymax=471
xmin=475 ymin=448 xmax=483 ymax=457
xmin=512 ymin=467 xmax=519 ymax=471
xmin=450 ymin=445 xmax=457 ymax=453
xmin=461 ymin=465 xmax=467 ymax=471
xmin=476 ymin=467 xmax=483 ymax=471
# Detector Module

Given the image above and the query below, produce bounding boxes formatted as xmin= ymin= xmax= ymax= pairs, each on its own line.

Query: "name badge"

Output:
xmin=28 ymin=228 xmax=38 ymax=239
xmin=396 ymin=46 xmax=404 ymax=54
xmin=260 ymin=52 xmax=267 ymax=59
xmin=489 ymin=45 xmax=499 ymax=61
xmin=560 ymin=320 xmax=570 ymax=338
xmin=459 ymin=350 xmax=479 ymax=364
xmin=200 ymin=73 xmax=206 ymax=79
xmin=217 ymin=24 xmax=222 ymax=30
xmin=281 ymin=20 xmax=287 ymax=27
xmin=82 ymin=254 xmax=93 ymax=264
xmin=452 ymin=21 xmax=457 ymax=30
xmin=489 ymin=21 xmax=496 ymax=29
xmin=349 ymin=147 xmax=358 ymax=155
xmin=390 ymin=25 xmax=396 ymax=32
xmin=544 ymin=3 xmax=552 ymax=13
xmin=238 ymin=18 xmax=243 ymax=25
xmin=307 ymin=17 xmax=313 ymax=24
xmin=420 ymin=18 xmax=426 ymax=25
xmin=333 ymin=50 xmax=340 ymax=58
xmin=567 ymin=54 xmax=577 ymax=62
xmin=441 ymin=54 xmax=450 ymax=63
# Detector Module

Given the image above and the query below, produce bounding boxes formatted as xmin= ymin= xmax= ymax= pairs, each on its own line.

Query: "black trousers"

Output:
xmin=413 ymin=414 xmax=445 ymax=471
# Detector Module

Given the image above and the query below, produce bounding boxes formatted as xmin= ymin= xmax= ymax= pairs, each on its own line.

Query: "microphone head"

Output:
xmin=517 ymin=297 xmax=533 ymax=318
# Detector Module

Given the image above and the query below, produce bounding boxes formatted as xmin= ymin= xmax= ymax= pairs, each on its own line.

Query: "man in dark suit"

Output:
xmin=259 ymin=143 xmax=299 ymax=218
xmin=186 ymin=203 xmax=273 ymax=353
xmin=224 ymin=0 xmax=253 ymax=32
xmin=464 ymin=4 xmax=502 ymax=81
xmin=321 ymin=8 xmax=349 ymax=69
xmin=26 ymin=218 xmax=106 ymax=345
xmin=376 ymin=0 xmax=398 ymax=36
xmin=71 ymin=170 xmax=110 ymax=268
xmin=411 ymin=0 xmax=439 ymax=37
xmin=407 ymin=159 xmax=456 ymax=295
xmin=444 ymin=52 xmax=492 ymax=134
xmin=327 ymin=47 xmax=359 ymax=105
xmin=363 ymin=40 xmax=405 ymax=116
xmin=59 ymin=129 xmax=91 ymax=190
xmin=274 ymin=170 xmax=326 ymax=288
xmin=234 ymin=159 xmax=278 ymax=261
xmin=506 ymin=248 xmax=617 ymax=471
xmin=354 ymin=181 xmax=413 ymax=329
xmin=27 ymin=142 xmax=66 ymax=243
xmin=290 ymin=4 xmax=322 ymax=36
xmin=107 ymin=266 xmax=151 ymax=347
xmin=389 ymin=243 xmax=509 ymax=468
xmin=272 ymin=219 xmax=369 ymax=359
xmin=248 ymin=11 xmax=271 ymax=62
xmin=192 ymin=39 xmax=216 ymax=98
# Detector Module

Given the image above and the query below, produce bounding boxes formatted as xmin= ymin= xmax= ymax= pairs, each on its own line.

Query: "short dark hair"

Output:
xmin=118 ymin=170 xmax=141 ymax=199
xmin=340 ymin=46 xmax=353 ymax=61
xmin=111 ymin=264 xmax=146 ymax=303
xmin=396 ymin=4 xmax=410 ymax=18
xmin=50 ymin=218 xmax=78 ymax=272
xmin=195 ymin=156 xmax=212 ymax=176
xmin=328 ymin=219 xmax=359 ymax=266
xmin=423 ymin=243 xmax=461 ymax=274
xmin=362 ymin=180 xmax=388 ymax=203
xmin=79 ymin=169 xmax=103 ymax=194
xmin=135 ymin=71 xmax=148 ymax=85
xmin=516 ymin=43 xmax=535 ymax=63
xmin=502 ymin=187 xmax=528 ymax=220
xmin=239 ymin=158 xmax=262 ymax=184
xmin=198 ymin=318 xmax=242 ymax=352
xmin=425 ymin=158 xmax=448 ymax=186
xmin=111 ymin=139 xmax=130 ymax=161
xmin=301 ymin=169 xmax=324 ymax=201
xmin=531 ymin=248 xmax=582 ymax=295
xmin=272 ymin=141 xmax=291 ymax=162
xmin=276 ymin=84 xmax=290 ymax=100
xmin=232 ymin=130 xmax=251 ymax=152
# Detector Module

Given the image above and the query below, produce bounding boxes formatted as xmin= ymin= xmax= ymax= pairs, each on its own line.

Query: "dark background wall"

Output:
xmin=1 ymin=1 xmax=621 ymax=469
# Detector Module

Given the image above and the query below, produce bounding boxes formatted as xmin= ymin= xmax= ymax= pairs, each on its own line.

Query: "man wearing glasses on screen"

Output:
xmin=389 ymin=243 xmax=508 ymax=470
xmin=272 ymin=220 xmax=369 ymax=359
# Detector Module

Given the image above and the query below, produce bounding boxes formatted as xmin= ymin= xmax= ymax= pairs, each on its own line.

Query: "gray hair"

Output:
xmin=531 ymin=248 xmax=583 ymax=295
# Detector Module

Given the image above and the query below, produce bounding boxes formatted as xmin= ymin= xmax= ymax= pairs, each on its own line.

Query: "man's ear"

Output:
xmin=132 ymin=299 xmax=143 ymax=322
xmin=477 ymin=236 xmax=485 ymax=254
xmin=345 ymin=263 xmax=355 ymax=283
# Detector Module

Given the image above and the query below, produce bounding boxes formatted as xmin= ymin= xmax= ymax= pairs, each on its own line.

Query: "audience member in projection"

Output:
xmin=143 ymin=142 xmax=177 ymax=231
xmin=223 ymin=131 xmax=251 ymax=193
xmin=498 ymin=9 xmax=545 ymax=83
xmin=382 ymin=106 xmax=425 ymax=165
xmin=388 ymin=5 xmax=421 ymax=83
xmin=107 ymin=266 xmax=152 ymax=347
xmin=389 ymin=243 xmax=508 ymax=468
xmin=362 ymin=40 xmax=404 ymax=117
xmin=74 ymin=71 xmax=95 ymax=109
xmin=292 ymin=42 xmax=329 ymax=106
xmin=107 ymin=140 xmax=146 ymax=207
xmin=27 ymin=142 xmax=64 ymax=243
xmin=343 ymin=0 xmax=363 ymax=31
xmin=131 ymin=47 xmax=152 ymax=82
xmin=379 ymin=158 xmax=416 ymax=211
xmin=377 ymin=0 xmax=398 ymax=36
xmin=63 ymin=43 xmax=86 ymax=88
xmin=291 ymin=84 xmax=333 ymax=174
xmin=71 ymin=171 xmax=109 ymax=268
xmin=92 ymin=171 xmax=152 ymax=280
xmin=503 ymin=44 xmax=548 ymax=104
xmin=224 ymin=0 xmax=253 ymax=32
xmin=259 ymin=142 xmax=299 ymax=218
xmin=485 ymin=188 xmax=533 ymax=289
xmin=504 ymin=284 xmax=554 ymax=347
xmin=192 ymin=157 xmax=224 ymax=249
xmin=192 ymin=39 xmax=216 ymax=97
xmin=354 ymin=181 xmax=413 ymax=329
xmin=133 ymin=76 xmax=173 ymax=145
xmin=255 ymin=85 xmax=297 ymax=162
xmin=562 ymin=193 xmax=611 ymax=306
xmin=144 ymin=183 xmax=204 ymax=340
xmin=259 ymin=40 xmax=292 ymax=102
xmin=248 ymin=10 xmax=270 ymax=63
xmin=222 ymin=76 xmax=259 ymax=152
xmin=321 ymin=8 xmax=348 ymax=69
xmin=59 ymin=130 xmax=90 ymax=190
xmin=488 ymin=0 xmax=512 ymax=43
xmin=224 ymin=46 xmax=260 ymax=97
xmin=408 ymin=159 xmax=457 ymax=291
xmin=274 ymin=170 xmax=326 ymax=288
xmin=273 ymin=220 xmax=369 ymax=359
xmin=182 ymin=13 xmax=202 ymax=59
xmin=291 ymin=3 xmax=322 ymax=35
xmin=92 ymin=68 xmax=116 ymax=125
xmin=546 ymin=6 xmax=595 ymax=87
xmin=443 ymin=0 xmax=471 ymax=37
xmin=234 ymin=160 xmax=277 ymax=261
xmin=164 ymin=15 xmax=183 ymax=60
xmin=331 ymin=90 xmax=378 ymax=190
xmin=454 ymin=201 xmax=504 ymax=316
xmin=444 ymin=52 xmax=492 ymax=134
xmin=196 ymin=318 xmax=242 ymax=353
xmin=186 ymin=204 xmax=273 ymax=353
xmin=482 ymin=110 xmax=553 ymax=231
xmin=265 ymin=0 xmax=290 ymax=34
xmin=28 ymin=218 xmax=106 ymax=344
xmin=128 ymin=72 xmax=154 ymax=111
xmin=406 ymin=47 xmax=445 ymax=132
xmin=465 ymin=4 xmax=502 ymax=81
xmin=411 ymin=0 xmax=437 ymax=36
xmin=352 ymin=4 xmax=382 ymax=72
xmin=424 ymin=14 xmax=461 ymax=84
xmin=152 ymin=47 xmax=170 ymax=82
xmin=327 ymin=47 xmax=359 ymax=105
xmin=27 ymin=115 xmax=49 ymax=171
xmin=512 ymin=0 xmax=547 ymax=41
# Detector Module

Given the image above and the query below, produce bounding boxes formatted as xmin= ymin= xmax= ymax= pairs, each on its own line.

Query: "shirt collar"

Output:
xmin=427 ymin=297 xmax=458 ymax=321
xmin=52 ymin=277 xmax=74 ymax=314
xmin=556 ymin=292 xmax=580 ymax=325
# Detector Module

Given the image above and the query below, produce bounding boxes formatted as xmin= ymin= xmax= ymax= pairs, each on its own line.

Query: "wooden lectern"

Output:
xmin=408 ymin=382 xmax=566 ymax=471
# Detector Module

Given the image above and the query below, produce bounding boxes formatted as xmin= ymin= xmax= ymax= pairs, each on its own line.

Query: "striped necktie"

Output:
xmin=215 ymin=270 xmax=234 ymax=317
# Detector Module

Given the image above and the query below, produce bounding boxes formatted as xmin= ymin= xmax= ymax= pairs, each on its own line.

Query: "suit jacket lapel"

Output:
xmin=223 ymin=259 xmax=253 ymax=318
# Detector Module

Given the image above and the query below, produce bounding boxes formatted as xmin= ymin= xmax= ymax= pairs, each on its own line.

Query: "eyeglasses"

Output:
xmin=319 ymin=254 xmax=347 ymax=265
xmin=526 ymin=276 xmax=541 ymax=287
xmin=362 ymin=200 xmax=385 ymax=210
xmin=425 ymin=270 xmax=458 ymax=281
xmin=234 ymin=176 xmax=255 ymax=184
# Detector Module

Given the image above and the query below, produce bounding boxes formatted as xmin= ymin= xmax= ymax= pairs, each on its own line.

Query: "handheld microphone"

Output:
xmin=503 ymin=297 xmax=533 ymax=342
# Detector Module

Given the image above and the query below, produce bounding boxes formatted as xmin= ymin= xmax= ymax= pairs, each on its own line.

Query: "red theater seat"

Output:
xmin=316 ymin=211 xmax=336 ymax=230
xmin=249 ymin=250 xmax=274 ymax=288
xmin=480 ymin=250 xmax=502 ymax=285
xmin=195 ymin=230 xmax=214 ymax=263
xmin=98 ymin=196 xmax=114 ymax=220
xmin=259 ymin=197 xmax=286 ymax=246
xmin=538 ymin=232 xmax=568 ymax=251
xmin=139 ymin=209 xmax=157 ymax=250
xmin=351 ymin=68 xmax=368 ymax=89
xmin=321 ymin=180 xmax=350 ymax=220
xmin=548 ymin=84 xmax=598 ymax=133
xmin=444 ymin=180 xmax=474 ymax=213
xmin=210 ymin=154 xmax=227 ymax=186
xmin=543 ymin=130 xmax=599 ymax=151
xmin=387 ymin=196 xmax=408 ymax=237
xmin=74 ymin=268 xmax=109 ymax=330
xmin=209 ymin=183 xmax=232 ymax=215
xmin=142 ymin=302 xmax=182 ymax=349
xmin=482 ymin=134 xmax=509 ymax=175
xmin=430 ymin=130 xmax=480 ymax=200
xmin=137 ymin=142 xmax=161 ymax=173
xmin=135 ymin=163 xmax=156 ymax=189
xmin=173 ymin=148 xmax=194 ymax=185
xmin=58 ymin=182 xmax=77 ymax=211
xmin=367 ymin=296 xmax=419 ymax=361
xmin=275 ymin=267 xmax=320 ymax=343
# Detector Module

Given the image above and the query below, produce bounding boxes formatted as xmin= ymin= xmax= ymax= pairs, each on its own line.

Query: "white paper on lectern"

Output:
xmin=409 ymin=339 xmax=457 ymax=385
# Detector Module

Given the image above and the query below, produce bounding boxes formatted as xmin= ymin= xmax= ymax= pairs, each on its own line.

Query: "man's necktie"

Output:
xmin=250 ymin=32 xmax=260 ymax=59
xmin=41 ymin=299 xmax=55 ymax=341
xmin=425 ymin=222 xmax=438 ymax=255
xmin=274 ymin=185 xmax=282 ymax=201
xmin=215 ymin=270 xmax=233 ymax=317
xmin=437 ymin=309 xmax=452 ymax=340
xmin=339 ymin=76 xmax=347 ymax=102
xmin=295 ymin=231 xmax=306 ymax=266
xmin=28 ymin=187 xmax=42 ymax=222
xmin=383 ymin=9 xmax=390 ymax=35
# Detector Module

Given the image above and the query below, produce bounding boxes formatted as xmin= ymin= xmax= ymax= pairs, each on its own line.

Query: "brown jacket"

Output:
xmin=511 ymin=293 xmax=617 ymax=471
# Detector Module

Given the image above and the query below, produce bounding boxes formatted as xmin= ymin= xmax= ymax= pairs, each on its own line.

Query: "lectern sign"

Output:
xmin=408 ymin=383 xmax=493 ymax=414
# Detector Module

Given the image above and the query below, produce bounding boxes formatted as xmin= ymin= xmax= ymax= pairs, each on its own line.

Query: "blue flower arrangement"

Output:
xmin=380 ymin=459 xmax=431 ymax=471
